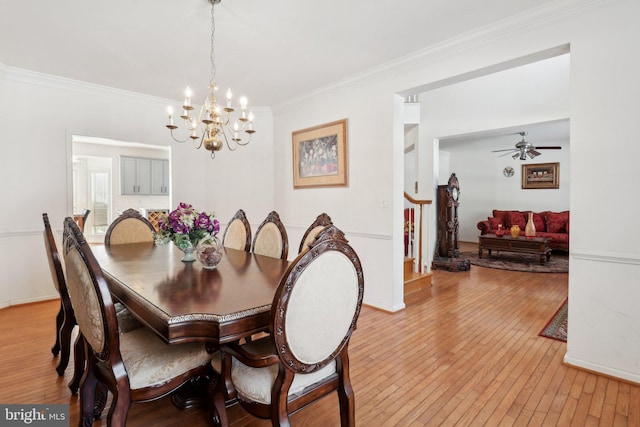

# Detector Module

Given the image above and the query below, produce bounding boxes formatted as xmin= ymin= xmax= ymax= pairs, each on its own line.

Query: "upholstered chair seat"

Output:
xmin=212 ymin=337 xmax=336 ymax=405
xmin=118 ymin=327 xmax=212 ymax=390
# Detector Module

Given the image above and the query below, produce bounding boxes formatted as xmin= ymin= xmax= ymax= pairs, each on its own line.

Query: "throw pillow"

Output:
xmin=506 ymin=211 xmax=526 ymax=229
xmin=492 ymin=210 xmax=509 ymax=225
xmin=488 ymin=217 xmax=503 ymax=231
xmin=546 ymin=211 xmax=568 ymax=233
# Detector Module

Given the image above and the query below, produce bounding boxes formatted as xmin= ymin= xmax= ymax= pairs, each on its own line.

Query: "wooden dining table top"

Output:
xmin=91 ymin=242 xmax=290 ymax=345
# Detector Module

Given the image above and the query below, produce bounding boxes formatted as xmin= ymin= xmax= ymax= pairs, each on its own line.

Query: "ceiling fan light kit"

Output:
xmin=492 ymin=131 xmax=561 ymax=161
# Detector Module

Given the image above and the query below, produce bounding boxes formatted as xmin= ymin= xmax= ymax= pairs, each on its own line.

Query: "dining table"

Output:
xmin=91 ymin=242 xmax=291 ymax=346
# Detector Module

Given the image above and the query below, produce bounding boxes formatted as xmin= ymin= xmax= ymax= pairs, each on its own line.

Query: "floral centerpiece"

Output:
xmin=155 ymin=203 xmax=220 ymax=262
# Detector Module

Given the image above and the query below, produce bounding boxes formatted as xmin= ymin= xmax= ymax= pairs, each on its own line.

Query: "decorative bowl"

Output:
xmin=196 ymin=236 xmax=223 ymax=269
xmin=495 ymin=229 xmax=505 ymax=237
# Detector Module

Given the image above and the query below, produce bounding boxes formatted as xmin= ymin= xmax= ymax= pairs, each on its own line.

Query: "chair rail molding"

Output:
xmin=571 ymin=249 xmax=640 ymax=265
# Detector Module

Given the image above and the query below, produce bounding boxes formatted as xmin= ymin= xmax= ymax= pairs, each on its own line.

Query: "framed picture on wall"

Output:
xmin=522 ymin=162 xmax=559 ymax=189
xmin=292 ymin=119 xmax=348 ymax=188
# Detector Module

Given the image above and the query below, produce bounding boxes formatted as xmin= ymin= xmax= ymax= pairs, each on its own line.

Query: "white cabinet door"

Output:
xmin=121 ymin=157 xmax=138 ymax=195
xmin=121 ymin=157 xmax=152 ymax=195
xmin=136 ymin=158 xmax=151 ymax=194
xmin=151 ymin=159 xmax=169 ymax=195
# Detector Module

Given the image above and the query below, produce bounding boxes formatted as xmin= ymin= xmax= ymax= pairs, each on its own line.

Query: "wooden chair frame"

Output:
xmin=42 ymin=213 xmax=83 ymax=393
xmin=104 ymin=208 xmax=155 ymax=246
xmin=251 ymin=211 xmax=289 ymax=260
xmin=212 ymin=225 xmax=364 ymax=426
xmin=222 ymin=209 xmax=252 ymax=252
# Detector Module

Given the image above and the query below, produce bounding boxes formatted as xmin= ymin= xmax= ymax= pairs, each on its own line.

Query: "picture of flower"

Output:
xmin=154 ymin=202 xmax=220 ymax=250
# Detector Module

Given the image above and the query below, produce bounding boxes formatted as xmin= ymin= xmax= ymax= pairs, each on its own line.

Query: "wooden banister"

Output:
xmin=404 ymin=192 xmax=432 ymax=273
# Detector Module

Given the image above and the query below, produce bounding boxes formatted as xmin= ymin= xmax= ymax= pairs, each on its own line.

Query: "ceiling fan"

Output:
xmin=492 ymin=132 xmax=561 ymax=160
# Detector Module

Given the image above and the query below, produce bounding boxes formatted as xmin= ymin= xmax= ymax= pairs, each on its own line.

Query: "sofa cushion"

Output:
xmin=537 ymin=232 xmax=569 ymax=246
xmin=531 ymin=212 xmax=546 ymax=232
xmin=488 ymin=217 xmax=503 ymax=231
xmin=506 ymin=211 xmax=526 ymax=229
xmin=492 ymin=210 xmax=510 ymax=225
xmin=546 ymin=211 xmax=569 ymax=233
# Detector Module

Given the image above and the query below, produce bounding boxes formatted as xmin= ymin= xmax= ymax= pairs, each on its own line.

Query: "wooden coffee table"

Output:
xmin=478 ymin=234 xmax=552 ymax=265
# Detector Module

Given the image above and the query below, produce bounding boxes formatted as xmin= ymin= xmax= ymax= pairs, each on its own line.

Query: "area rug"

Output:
xmin=461 ymin=251 xmax=568 ymax=273
xmin=539 ymin=299 xmax=568 ymax=342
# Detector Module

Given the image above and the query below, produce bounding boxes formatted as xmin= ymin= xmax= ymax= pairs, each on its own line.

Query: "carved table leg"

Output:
xmin=171 ymin=374 xmax=211 ymax=409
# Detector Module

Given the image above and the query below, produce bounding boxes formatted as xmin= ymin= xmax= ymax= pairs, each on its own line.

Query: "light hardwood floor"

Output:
xmin=1 ymin=249 xmax=639 ymax=426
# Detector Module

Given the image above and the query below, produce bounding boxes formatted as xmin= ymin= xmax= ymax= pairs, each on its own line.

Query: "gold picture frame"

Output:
xmin=522 ymin=162 xmax=559 ymax=189
xmin=292 ymin=119 xmax=348 ymax=188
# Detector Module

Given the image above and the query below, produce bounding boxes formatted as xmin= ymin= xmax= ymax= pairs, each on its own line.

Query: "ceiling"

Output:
xmin=0 ymin=0 xmax=558 ymax=107
xmin=439 ymin=119 xmax=570 ymax=152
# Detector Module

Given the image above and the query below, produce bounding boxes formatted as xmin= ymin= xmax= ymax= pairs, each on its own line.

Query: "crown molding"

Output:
xmin=272 ymin=0 xmax=606 ymax=115
xmin=2 ymin=64 xmax=174 ymax=106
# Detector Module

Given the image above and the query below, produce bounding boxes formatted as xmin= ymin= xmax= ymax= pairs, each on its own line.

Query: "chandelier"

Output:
xmin=166 ymin=0 xmax=255 ymax=158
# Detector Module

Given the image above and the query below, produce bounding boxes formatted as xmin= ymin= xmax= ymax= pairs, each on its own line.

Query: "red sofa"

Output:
xmin=477 ymin=209 xmax=569 ymax=251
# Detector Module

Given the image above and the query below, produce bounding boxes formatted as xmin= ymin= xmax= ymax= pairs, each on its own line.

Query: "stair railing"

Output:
xmin=404 ymin=192 xmax=432 ymax=273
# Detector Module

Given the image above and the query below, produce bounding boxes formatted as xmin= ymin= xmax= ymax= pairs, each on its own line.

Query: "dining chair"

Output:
xmin=104 ymin=208 xmax=155 ymax=245
xmin=222 ymin=209 xmax=252 ymax=252
xmin=211 ymin=225 xmax=364 ymax=426
xmin=62 ymin=217 xmax=215 ymax=427
xmin=251 ymin=211 xmax=288 ymax=260
xmin=298 ymin=212 xmax=333 ymax=254
xmin=42 ymin=213 xmax=79 ymax=383
xmin=80 ymin=209 xmax=91 ymax=232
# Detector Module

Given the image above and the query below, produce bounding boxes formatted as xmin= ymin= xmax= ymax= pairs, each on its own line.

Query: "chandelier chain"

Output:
xmin=210 ymin=0 xmax=216 ymax=88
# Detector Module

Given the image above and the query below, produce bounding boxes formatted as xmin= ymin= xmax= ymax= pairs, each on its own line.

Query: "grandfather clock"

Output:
xmin=432 ymin=173 xmax=470 ymax=271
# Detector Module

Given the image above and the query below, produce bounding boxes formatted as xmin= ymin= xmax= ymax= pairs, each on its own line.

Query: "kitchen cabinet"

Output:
xmin=121 ymin=157 xmax=152 ymax=195
xmin=151 ymin=159 xmax=170 ymax=195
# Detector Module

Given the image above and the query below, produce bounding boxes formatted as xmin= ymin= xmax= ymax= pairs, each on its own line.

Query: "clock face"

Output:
xmin=503 ymin=166 xmax=515 ymax=177
xmin=452 ymin=187 xmax=459 ymax=200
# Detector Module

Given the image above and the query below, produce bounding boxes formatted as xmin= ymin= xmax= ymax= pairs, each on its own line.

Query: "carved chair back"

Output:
xmin=298 ymin=212 xmax=333 ymax=254
xmin=104 ymin=208 xmax=155 ymax=245
xmin=222 ymin=209 xmax=252 ymax=252
xmin=252 ymin=210 xmax=288 ymax=260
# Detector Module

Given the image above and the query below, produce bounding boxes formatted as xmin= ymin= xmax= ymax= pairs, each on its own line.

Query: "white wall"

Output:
xmin=0 ymin=67 xmax=274 ymax=307
xmin=271 ymin=0 xmax=640 ymax=383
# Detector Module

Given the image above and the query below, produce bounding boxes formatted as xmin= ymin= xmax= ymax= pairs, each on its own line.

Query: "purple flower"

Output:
xmin=195 ymin=212 xmax=212 ymax=231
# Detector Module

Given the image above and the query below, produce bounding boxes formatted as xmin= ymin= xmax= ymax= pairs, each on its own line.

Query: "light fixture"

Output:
xmin=166 ymin=0 xmax=255 ymax=158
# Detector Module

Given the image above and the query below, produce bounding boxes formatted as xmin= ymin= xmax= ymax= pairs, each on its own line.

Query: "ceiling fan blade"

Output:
xmin=529 ymin=149 xmax=541 ymax=157
xmin=498 ymin=151 xmax=517 ymax=157
xmin=535 ymin=146 xmax=562 ymax=150
xmin=491 ymin=149 xmax=517 ymax=153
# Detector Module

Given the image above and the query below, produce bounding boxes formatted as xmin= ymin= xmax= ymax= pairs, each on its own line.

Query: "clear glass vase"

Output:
xmin=196 ymin=235 xmax=223 ymax=269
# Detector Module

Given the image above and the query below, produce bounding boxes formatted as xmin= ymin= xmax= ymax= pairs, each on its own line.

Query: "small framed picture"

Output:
xmin=292 ymin=119 xmax=348 ymax=189
xmin=522 ymin=162 xmax=559 ymax=189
